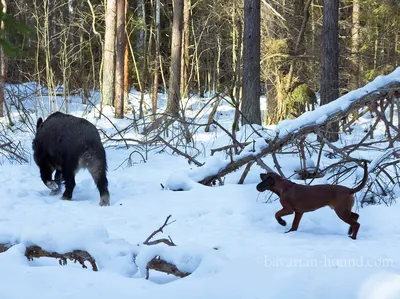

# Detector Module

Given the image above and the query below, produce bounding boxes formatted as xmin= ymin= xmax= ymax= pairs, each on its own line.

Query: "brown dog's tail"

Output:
xmin=350 ymin=160 xmax=369 ymax=193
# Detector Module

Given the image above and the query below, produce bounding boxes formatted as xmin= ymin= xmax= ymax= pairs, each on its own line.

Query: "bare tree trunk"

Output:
xmin=124 ymin=38 xmax=129 ymax=111
xmin=139 ymin=0 xmax=148 ymax=118
xmin=320 ymin=0 xmax=339 ymax=142
xmin=350 ymin=0 xmax=361 ymax=90
xmin=166 ymin=0 xmax=183 ymax=116
xmin=232 ymin=4 xmax=243 ymax=132
xmin=0 ymin=0 xmax=6 ymax=118
xmin=241 ymin=0 xmax=261 ymax=125
xmin=102 ymin=0 xmax=117 ymax=108
xmin=152 ymin=0 xmax=161 ymax=117
xmin=123 ymin=0 xmax=129 ymax=111
xmin=114 ymin=0 xmax=126 ymax=118
xmin=180 ymin=0 xmax=190 ymax=99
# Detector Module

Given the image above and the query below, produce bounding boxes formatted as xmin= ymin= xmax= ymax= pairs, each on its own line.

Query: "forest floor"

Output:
xmin=0 ymin=81 xmax=400 ymax=299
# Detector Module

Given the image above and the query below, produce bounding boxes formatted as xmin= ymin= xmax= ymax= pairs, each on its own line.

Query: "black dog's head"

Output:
xmin=256 ymin=172 xmax=280 ymax=192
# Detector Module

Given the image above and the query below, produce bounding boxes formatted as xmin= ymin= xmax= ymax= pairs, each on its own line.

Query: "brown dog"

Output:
xmin=256 ymin=161 xmax=368 ymax=240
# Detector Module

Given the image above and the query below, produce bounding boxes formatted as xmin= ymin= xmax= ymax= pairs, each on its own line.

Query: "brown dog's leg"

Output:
xmin=275 ymin=208 xmax=294 ymax=226
xmin=348 ymin=212 xmax=360 ymax=235
xmin=285 ymin=211 xmax=304 ymax=233
xmin=334 ymin=209 xmax=360 ymax=240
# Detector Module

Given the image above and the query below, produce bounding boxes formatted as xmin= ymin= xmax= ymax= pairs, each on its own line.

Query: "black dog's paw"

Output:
xmin=277 ymin=218 xmax=287 ymax=226
xmin=49 ymin=188 xmax=62 ymax=196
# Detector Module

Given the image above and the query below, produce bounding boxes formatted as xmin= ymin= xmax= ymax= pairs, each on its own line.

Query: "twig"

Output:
xmin=211 ymin=142 xmax=251 ymax=156
xmin=143 ymin=215 xmax=177 ymax=246
xmin=0 ymin=142 xmax=12 ymax=149
xmin=272 ymin=152 xmax=285 ymax=177
xmin=238 ymin=161 xmax=255 ymax=184
xmin=86 ymin=99 xmax=129 ymax=149
xmin=157 ymin=136 xmax=204 ymax=167
xmin=315 ymin=131 xmax=363 ymax=166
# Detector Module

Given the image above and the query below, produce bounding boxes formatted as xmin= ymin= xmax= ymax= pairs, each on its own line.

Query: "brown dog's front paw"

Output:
xmin=277 ymin=218 xmax=287 ymax=226
xmin=349 ymin=235 xmax=357 ymax=240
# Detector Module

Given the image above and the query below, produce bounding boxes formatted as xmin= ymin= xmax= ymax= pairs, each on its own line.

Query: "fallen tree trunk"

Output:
xmin=0 ymin=243 xmax=98 ymax=271
xmin=198 ymin=82 xmax=400 ymax=185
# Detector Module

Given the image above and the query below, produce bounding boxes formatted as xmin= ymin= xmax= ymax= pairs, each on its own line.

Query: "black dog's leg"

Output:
xmin=39 ymin=162 xmax=58 ymax=191
xmin=54 ymin=170 xmax=64 ymax=186
xmin=61 ymin=166 xmax=76 ymax=200
xmin=49 ymin=170 xmax=64 ymax=196
xmin=88 ymin=159 xmax=110 ymax=206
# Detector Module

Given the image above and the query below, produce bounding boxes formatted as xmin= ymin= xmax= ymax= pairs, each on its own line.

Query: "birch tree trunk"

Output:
xmin=102 ymin=0 xmax=117 ymax=108
xmin=114 ymin=0 xmax=126 ymax=118
xmin=166 ymin=0 xmax=183 ymax=116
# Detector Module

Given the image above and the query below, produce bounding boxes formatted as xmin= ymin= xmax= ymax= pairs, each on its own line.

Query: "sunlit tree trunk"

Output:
xmin=180 ymin=0 xmax=190 ymax=99
xmin=166 ymin=0 xmax=183 ymax=116
xmin=114 ymin=0 xmax=126 ymax=118
xmin=152 ymin=0 xmax=161 ymax=117
xmin=102 ymin=0 xmax=116 ymax=108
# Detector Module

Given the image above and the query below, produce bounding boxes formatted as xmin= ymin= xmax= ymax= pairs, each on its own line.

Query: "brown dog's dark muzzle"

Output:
xmin=257 ymin=174 xmax=274 ymax=192
xmin=256 ymin=181 xmax=269 ymax=192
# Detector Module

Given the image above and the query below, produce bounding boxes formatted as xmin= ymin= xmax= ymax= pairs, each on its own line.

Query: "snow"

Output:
xmin=1 ymin=73 xmax=400 ymax=299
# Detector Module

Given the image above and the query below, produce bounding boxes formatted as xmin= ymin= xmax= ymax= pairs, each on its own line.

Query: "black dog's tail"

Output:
xmin=350 ymin=160 xmax=369 ymax=193
xmin=36 ymin=117 xmax=43 ymax=131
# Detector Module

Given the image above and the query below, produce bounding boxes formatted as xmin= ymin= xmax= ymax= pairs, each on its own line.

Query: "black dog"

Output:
xmin=32 ymin=112 xmax=110 ymax=206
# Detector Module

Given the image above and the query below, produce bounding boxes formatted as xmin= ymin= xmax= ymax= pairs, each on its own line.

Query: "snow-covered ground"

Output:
xmin=1 ymin=70 xmax=400 ymax=299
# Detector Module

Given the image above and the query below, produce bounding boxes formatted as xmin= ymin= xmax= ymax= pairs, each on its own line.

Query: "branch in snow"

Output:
xmin=143 ymin=215 xmax=177 ymax=246
xmin=25 ymin=245 xmax=98 ymax=271
xmin=145 ymin=256 xmax=190 ymax=279
xmin=0 ymin=243 xmax=10 ymax=253
xmin=0 ymin=244 xmax=98 ymax=271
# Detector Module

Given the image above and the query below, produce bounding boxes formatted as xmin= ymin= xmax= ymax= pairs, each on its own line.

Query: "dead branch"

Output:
xmin=25 ymin=245 xmax=98 ymax=271
xmin=212 ymin=119 xmax=244 ymax=154
xmin=238 ymin=161 xmax=255 ymax=184
xmin=157 ymin=136 xmax=204 ymax=167
xmin=145 ymin=256 xmax=190 ymax=279
xmin=0 ymin=142 xmax=12 ymax=149
xmin=315 ymin=131 xmax=363 ymax=166
xmin=211 ymin=142 xmax=251 ymax=156
xmin=143 ymin=215 xmax=177 ymax=246
xmin=0 ymin=243 xmax=10 ymax=253
xmin=205 ymin=96 xmax=221 ymax=132
xmin=272 ymin=152 xmax=285 ymax=177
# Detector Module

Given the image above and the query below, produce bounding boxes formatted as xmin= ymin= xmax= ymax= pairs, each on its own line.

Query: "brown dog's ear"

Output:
xmin=260 ymin=173 xmax=267 ymax=181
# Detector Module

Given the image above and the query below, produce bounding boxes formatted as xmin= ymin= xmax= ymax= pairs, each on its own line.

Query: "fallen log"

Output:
xmin=25 ymin=245 xmax=98 ymax=271
xmin=0 ymin=243 xmax=98 ymax=271
xmin=197 ymin=81 xmax=400 ymax=185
